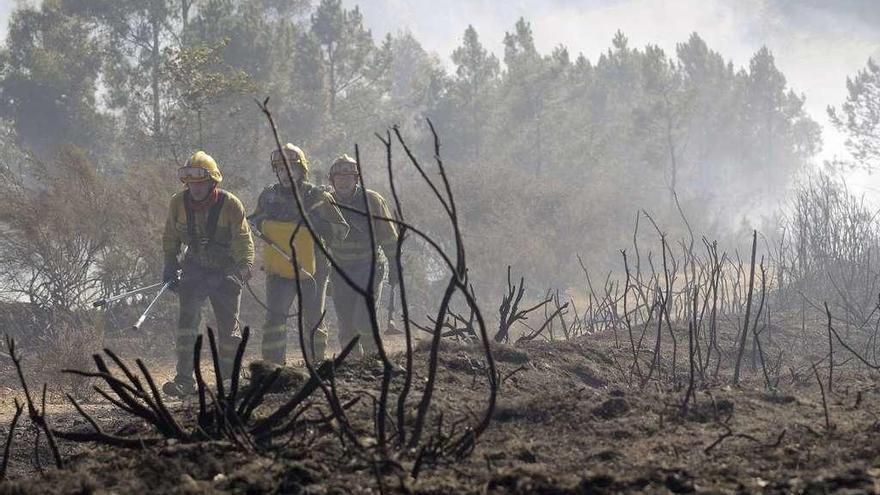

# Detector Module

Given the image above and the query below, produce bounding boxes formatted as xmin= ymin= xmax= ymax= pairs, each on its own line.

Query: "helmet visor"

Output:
xmin=331 ymin=171 xmax=359 ymax=179
xmin=270 ymin=149 xmax=302 ymax=168
xmin=330 ymin=164 xmax=359 ymax=177
xmin=178 ymin=166 xmax=211 ymax=182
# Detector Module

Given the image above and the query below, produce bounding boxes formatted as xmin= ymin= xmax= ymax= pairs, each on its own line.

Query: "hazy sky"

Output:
xmin=345 ymin=3 xmax=876 ymax=146
xmin=1 ymin=0 xmax=879 ymax=188
xmin=342 ymin=0 xmax=880 ymax=193
xmin=0 ymin=1 xmax=13 ymax=39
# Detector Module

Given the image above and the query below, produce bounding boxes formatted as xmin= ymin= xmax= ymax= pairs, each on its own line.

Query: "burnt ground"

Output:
xmin=1 ymin=322 xmax=880 ymax=494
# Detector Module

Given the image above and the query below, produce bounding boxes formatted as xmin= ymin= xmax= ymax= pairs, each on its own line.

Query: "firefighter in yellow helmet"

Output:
xmin=248 ymin=144 xmax=349 ymax=364
xmin=327 ymin=154 xmax=399 ymax=357
xmin=161 ymin=151 xmax=255 ymax=396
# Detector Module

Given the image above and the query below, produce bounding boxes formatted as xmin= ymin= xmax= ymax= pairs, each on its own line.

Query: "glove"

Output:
xmin=163 ymin=260 xmax=180 ymax=291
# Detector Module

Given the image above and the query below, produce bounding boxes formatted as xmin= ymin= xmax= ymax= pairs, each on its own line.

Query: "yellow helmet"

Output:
xmin=179 ymin=151 xmax=222 ymax=183
xmin=271 ymin=143 xmax=309 ymax=178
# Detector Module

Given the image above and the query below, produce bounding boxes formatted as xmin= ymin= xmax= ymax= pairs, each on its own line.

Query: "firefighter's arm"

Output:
xmin=370 ymin=192 xmax=401 ymax=285
xmin=314 ymin=192 xmax=350 ymax=247
xmin=370 ymin=192 xmax=399 ymax=255
xmin=162 ymin=195 xmax=183 ymax=263
xmin=228 ymin=196 xmax=256 ymax=271
xmin=246 ymin=189 xmax=269 ymax=228
xmin=161 ymin=195 xmax=183 ymax=286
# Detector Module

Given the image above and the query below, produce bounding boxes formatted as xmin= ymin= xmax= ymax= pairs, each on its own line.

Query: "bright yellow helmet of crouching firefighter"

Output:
xmin=179 ymin=150 xmax=223 ymax=183
xmin=261 ymin=220 xmax=317 ymax=278
xmin=271 ymin=143 xmax=309 ymax=179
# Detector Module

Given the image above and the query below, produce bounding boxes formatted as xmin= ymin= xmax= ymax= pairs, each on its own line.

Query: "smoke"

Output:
xmin=1 ymin=1 xmax=878 ymax=198
xmin=0 ymin=3 xmax=12 ymax=40
xmin=344 ymin=0 xmax=880 ymax=166
xmin=1 ymin=0 xmax=876 ymax=164
xmin=0 ymin=1 xmax=32 ymax=40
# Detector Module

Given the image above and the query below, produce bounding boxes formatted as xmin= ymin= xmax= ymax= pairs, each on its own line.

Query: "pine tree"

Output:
xmin=0 ymin=0 xmax=109 ymax=155
xmin=450 ymin=25 xmax=499 ymax=161
xmin=829 ymin=58 xmax=880 ymax=169
xmin=310 ymin=0 xmax=374 ymax=116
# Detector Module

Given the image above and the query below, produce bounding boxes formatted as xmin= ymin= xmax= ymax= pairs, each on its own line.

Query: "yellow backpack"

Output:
xmin=261 ymin=220 xmax=316 ymax=278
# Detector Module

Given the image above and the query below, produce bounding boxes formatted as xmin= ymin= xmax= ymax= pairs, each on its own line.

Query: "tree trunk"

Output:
xmin=197 ymin=108 xmax=203 ymax=149
xmin=473 ymin=78 xmax=481 ymax=161
xmin=151 ymin=13 xmax=162 ymax=142
xmin=328 ymin=50 xmax=337 ymax=116
xmin=733 ymin=230 xmax=758 ymax=385
xmin=664 ymin=95 xmax=678 ymax=204
xmin=181 ymin=0 xmax=191 ymax=45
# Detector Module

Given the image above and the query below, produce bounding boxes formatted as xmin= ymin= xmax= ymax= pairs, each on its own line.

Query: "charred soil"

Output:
xmin=1 ymin=326 xmax=880 ymax=494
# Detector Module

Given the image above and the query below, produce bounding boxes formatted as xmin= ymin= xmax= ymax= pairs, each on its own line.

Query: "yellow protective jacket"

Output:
xmin=249 ymin=182 xmax=349 ymax=278
xmin=330 ymin=186 xmax=398 ymax=264
xmin=162 ymin=189 xmax=255 ymax=272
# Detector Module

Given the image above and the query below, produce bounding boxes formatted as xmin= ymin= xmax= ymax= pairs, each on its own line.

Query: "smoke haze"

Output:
xmin=341 ymin=0 xmax=880 ymax=188
xmin=1 ymin=0 xmax=876 ymax=169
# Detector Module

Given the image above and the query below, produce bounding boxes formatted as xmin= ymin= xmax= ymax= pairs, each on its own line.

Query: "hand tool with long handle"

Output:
xmin=92 ymin=281 xmax=166 ymax=308
xmin=132 ymin=246 xmax=188 ymax=331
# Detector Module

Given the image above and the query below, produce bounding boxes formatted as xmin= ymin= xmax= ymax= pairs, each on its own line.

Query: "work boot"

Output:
xmin=162 ymin=377 xmax=196 ymax=397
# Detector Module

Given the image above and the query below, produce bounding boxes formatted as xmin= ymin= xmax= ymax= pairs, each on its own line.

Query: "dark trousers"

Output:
xmin=262 ymin=269 xmax=328 ymax=364
xmin=330 ymin=260 xmax=384 ymax=357
xmin=175 ymin=263 xmax=242 ymax=383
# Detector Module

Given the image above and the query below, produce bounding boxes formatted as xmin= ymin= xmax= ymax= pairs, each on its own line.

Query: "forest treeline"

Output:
xmin=0 ymin=0 xmax=876 ymax=319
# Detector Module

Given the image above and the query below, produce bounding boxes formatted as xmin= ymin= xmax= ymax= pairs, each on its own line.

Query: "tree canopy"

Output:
xmin=0 ymin=1 xmax=825 ymax=292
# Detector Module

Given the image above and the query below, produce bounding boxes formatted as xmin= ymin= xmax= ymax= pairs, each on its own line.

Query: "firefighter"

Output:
xmin=326 ymin=154 xmax=399 ymax=357
xmin=249 ymin=144 xmax=349 ymax=364
xmin=161 ymin=151 xmax=254 ymax=396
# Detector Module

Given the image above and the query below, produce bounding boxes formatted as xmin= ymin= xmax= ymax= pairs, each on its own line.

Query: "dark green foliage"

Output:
xmin=829 ymin=57 xmax=880 ymax=169
xmin=0 ymin=1 xmax=110 ymax=155
xmin=0 ymin=2 xmax=825 ymax=297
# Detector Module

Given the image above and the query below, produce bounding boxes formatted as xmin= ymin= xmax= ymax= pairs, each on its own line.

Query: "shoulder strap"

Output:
xmin=206 ymin=190 xmax=228 ymax=242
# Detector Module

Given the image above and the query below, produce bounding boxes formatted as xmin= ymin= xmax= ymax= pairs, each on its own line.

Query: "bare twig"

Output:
xmin=733 ymin=230 xmax=758 ymax=385
xmin=5 ymin=335 xmax=63 ymax=468
xmin=812 ymin=362 xmax=832 ymax=431
xmin=1 ymin=399 xmax=23 ymax=479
